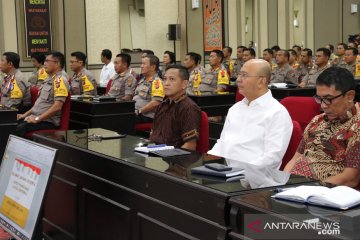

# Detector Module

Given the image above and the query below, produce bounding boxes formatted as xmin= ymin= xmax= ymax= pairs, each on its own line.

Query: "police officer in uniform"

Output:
xmin=263 ymin=48 xmax=277 ymax=70
xmin=16 ymin=51 xmax=70 ymax=137
xmin=299 ymin=48 xmax=330 ymax=88
xmin=233 ymin=46 xmax=246 ymax=77
xmin=133 ymin=55 xmax=164 ymax=123
xmin=199 ymin=50 xmax=229 ymax=94
xmin=331 ymin=43 xmax=347 ymax=66
xmin=0 ymin=52 xmax=31 ymax=112
xmin=69 ymin=51 xmax=97 ymax=96
xmin=28 ymin=52 xmax=48 ymax=86
xmin=183 ymin=52 xmax=204 ymax=95
xmin=222 ymin=46 xmax=234 ymax=78
xmin=270 ymin=49 xmax=297 ymax=85
xmin=339 ymin=47 xmax=360 ymax=81
xmin=295 ymin=48 xmax=313 ymax=83
xmin=107 ymin=53 xmax=137 ymax=100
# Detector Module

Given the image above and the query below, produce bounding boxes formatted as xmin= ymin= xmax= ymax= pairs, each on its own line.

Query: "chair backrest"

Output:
xmin=235 ymin=88 xmax=244 ymax=102
xmin=30 ymin=85 xmax=39 ymax=105
xmin=105 ymin=79 xmax=113 ymax=94
xmin=280 ymin=120 xmax=302 ymax=170
xmin=59 ymin=93 xmax=71 ymax=130
xmin=196 ymin=111 xmax=209 ymax=154
xmin=280 ymin=96 xmax=321 ymax=131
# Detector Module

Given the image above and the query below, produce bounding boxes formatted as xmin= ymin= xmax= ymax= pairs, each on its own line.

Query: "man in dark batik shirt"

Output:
xmin=150 ymin=65 xmax=201 ymax=151
xmin=285 ymin=67 xmax=360 ymax=187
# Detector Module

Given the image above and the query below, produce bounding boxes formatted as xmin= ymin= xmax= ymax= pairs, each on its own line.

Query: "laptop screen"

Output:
xmin=0 ymin=135 xmax=57 ymax=240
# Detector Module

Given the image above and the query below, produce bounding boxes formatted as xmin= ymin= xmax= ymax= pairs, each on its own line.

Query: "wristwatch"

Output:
xmin=34 ymin=116 xmax=40 ymax=122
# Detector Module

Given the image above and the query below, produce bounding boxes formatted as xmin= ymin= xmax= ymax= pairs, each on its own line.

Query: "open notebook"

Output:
xmin=272 ymin=185 xmax=360 ymax=210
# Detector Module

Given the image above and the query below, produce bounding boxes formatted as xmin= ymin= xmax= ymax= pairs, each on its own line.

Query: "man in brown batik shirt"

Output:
xmin=150 ymin=65 xmax=201 ymax=151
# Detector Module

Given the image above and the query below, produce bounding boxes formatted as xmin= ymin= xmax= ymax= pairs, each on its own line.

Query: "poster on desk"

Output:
xmin=0 ymin=159 xmax=41 ymax=228
xmin=203 ymin=0 xmax=223 ymax=52
xmin=24 ymin=0 xmax=52 ymax=58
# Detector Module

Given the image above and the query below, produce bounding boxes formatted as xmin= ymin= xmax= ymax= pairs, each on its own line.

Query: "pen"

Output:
xmin=147 ymin=144 xmax=166 ymax=148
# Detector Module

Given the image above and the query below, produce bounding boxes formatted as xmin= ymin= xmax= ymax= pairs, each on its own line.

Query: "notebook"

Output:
xmin=134 ymin=145 xmax=175 ymax=154
xmin=272 ymin=185 xmax=360 ymax=210
xmin=134 ymin=145 xmax=190 ymax=157
xmin=191 ymin=165 xmax=245 ymax=178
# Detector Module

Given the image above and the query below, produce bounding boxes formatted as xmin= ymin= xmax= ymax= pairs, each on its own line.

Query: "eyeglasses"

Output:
xmin=238 ymin=71 xmax=263 ymax=79
xmin=313 ymin=92 xmax=346 ymax=105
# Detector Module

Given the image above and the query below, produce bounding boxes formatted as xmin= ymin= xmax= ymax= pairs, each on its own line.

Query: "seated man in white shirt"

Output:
xmin=208 ymin=59 xmax=293 ymax=169
xmin=99 ymin=49 xmax=116 ymax=88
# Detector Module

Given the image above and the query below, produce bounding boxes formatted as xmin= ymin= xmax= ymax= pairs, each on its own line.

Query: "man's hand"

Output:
xmin=17 ymin=114 xmax=25 ymax=120
xmin=25 ymin=116 xmax=37 ymax=124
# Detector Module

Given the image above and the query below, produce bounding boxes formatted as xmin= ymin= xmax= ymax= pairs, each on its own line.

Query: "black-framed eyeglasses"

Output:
xmin=313 ymin=92 xmax=346 ymax=105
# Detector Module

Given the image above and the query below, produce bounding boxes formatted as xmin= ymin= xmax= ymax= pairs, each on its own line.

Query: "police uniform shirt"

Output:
xmin=331 ymin=57 xmax=345 ymax=66
xmin=301 ymin=65 xmax=329 ymax=87
xmin=295 ymin=63 xmax=313 ymax=83
xmin=233 ymin=59 xmax=244 ymax=77
xmin=28 ymin=67 xmax=48 ymax=86
xmin=107 ymin=69 xmax=137 ymax=100
xmin=0 ymin=69 xmax=31 ymax=108
xmin=71 ymin=68 xmax=97 ymax=95
xmin=270 ymin=63 xmax=297 ymax=84
xmin=186 ymin=66 xmax=205 ymax=95
xmin=223 ymin=59 xmax=235 ymax=77
xmin=339 ymin=62 xmax=360 ymax=81
xmin=133 ymin=74 xmax=164 ymax=119
xmin=199 ymin=66 xmax=229 ymax=93
xmin=31 ymin=72 xmax=69 ymax=126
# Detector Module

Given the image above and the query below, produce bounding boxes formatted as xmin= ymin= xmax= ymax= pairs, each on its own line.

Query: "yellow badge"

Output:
xmin=151 ymin=79 xmax=165 ymax=98
xmin=10 ymin=78 xmax=23 ymax=99
xmin=229 ymin=61 xmax=234 ymax=73
xmin=217 ymin=70 xmax=229 ymax=85
xmin=355 ymin=64 xmax=360 ymax=77
xmin=37 ymin=67 xmax=48 ymax=81
xmin=193 ymin=72 xmax=201 ymax=88
xmin=81 ymin=75 xmax=95 ymax=92
xmin=293 ymin=63 xmax=299 ymax=69
xmin=54 ymin=77 xmax=68 ymax=97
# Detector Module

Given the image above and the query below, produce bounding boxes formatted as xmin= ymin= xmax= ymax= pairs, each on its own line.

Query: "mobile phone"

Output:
xmin=204 ymin=163 xmax=232 ymax=172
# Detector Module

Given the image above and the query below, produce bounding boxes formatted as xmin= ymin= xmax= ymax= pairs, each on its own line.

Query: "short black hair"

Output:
xmin=116 ymin=53 xmax=131 ymax=67
xmin=3 ymin=52 xmax=20 ymax=69
xmin=211 ymin=49 xmax=224 ymax=62
xmin=317 ymin=67 xmax=355 ymax=93
xmin=142 ymin=49 xmax=154 ymax=56
xmin=292 ymin=45 xmax=301 ymax=52
xmin=144 ymin=55 xmax=160 ymax=71
xmin=271 ymin=45 xmax=281 ymax=52
xmin=237 ymin=45 xmax=247 ymax=50
xmin=287 ymin=49 xmax=296 ymax=57
xmin=48 ymin=51 xmax=65 ymax=69
xmin=30 ymin=52 xmax=46 ymax=65
xmin=121 ymin=48 xmax=132 ymax=53
xmin=101 ymin=49 xmax=112 ymax=60
xmin=346 ymin=47 xmax=359 ymax=56
xmin=164 ymin=50 xmax=176 ymax=64
xmin=338 ymin=43 xmax=348 ymax=49
xmin=302 ymin=48 xmax=313 ymax=57
xmin=244 ymin=48 xmax=256 ymax=57
xmin=186 ymin=52 xmax=201 ymax=65
xmin=71 ymin=51 xmax=87 ymax=66
xmin=263 ymin=48 xmax=274 ymax=55
xmin=316 ymin=48 xmax=331 ymax=58
xmin=326 ymin=44 xmax=334 ymax=52
xmin=165 ymin=64 xmax=189 ymax=80
xmin=223 ymin=46 xmax=233 ymax=54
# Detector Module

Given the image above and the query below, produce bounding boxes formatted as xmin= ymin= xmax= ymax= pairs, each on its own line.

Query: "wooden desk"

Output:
xmin=33 ymin=129 xmax=313 ymax=240
xmin=270 ymin=87 xmax=316 ymax=101
xmin=229 ymin=188 xmax=358 ymax=239
xmin=189 ymin=93 xmax=235 ymax=116
xmin=0 ymin=107 xmax=17 ymax=159
xmin=69 ymin=99 xmax=135 ymax=134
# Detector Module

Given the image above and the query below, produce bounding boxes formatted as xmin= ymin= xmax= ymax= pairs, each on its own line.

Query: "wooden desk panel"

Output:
xmin=270 ymin=88 xmax=316 ymax=101
xmin=189 ymin=93 xmax=235 ymax=117
xmin=70 ymin=100 xmax=135 ymax=134
xmin=0 ymin=108 xmax=17 ymax=160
